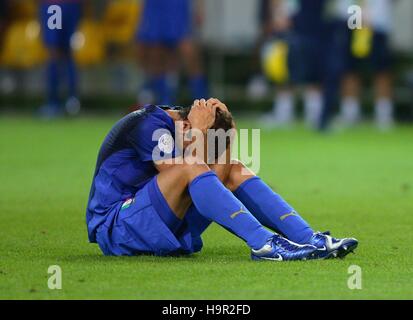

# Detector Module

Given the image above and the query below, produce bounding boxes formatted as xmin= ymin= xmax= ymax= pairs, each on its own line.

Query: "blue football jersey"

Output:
xmin=86 ymin=105 xmax=177 ymax=242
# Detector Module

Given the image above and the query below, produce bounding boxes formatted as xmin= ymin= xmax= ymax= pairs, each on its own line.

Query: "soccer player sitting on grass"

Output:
xmin=86 ymin=98 xmax=358 ymax=261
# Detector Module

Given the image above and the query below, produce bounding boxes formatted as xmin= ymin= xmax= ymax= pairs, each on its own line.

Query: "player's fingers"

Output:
xmin=199 ymin=99 xmax=207 ymax=109
xmin=209 ymin=98 xmax=220 ymax=106
xmin=206 ymin=99 xmax=213 ymax=110
xmin=193 ymin=99 xmax=200 ymax=108
xmin=218 ymin=103 xmax=228 ymax=111
xmin=209 ymin=98 xmax=221 ymax=107
xmin=207 ymin=100 xmax=218 ymax=114
xmin=209 ymin=98 xmax=228 ymax=112
xmin=210 ymin=104 xmax=217 ymax=117
xmin=215 ymin=102 xmax=228 ymax=113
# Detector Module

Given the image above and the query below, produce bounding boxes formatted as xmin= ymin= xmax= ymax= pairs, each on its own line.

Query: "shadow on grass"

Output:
xmin=59 ymin=253 xmax=200 ymax=264
xmin=57 ymin=244 xmax=252 ymax=264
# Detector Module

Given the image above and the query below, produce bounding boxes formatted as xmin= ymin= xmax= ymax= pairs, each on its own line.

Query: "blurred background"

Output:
xmin=0 ymin=0 xmax=413 ymax=130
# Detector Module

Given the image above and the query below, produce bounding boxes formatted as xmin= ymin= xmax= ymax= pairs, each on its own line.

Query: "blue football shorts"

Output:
xmin=95 ymin=176 xmax=210 ymax=256
xmin=136 ymin=0 xmax=191 ymax=47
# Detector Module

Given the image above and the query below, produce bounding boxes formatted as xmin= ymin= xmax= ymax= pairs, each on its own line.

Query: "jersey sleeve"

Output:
xmin=128 ymin=114 xmax=176 ymax=163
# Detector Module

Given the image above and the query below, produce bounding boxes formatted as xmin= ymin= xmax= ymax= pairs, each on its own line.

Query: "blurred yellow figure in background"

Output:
xmin=1 ymin=19 xmax=47 ymax=68
xmin=103 ymin=0 xmax=141 ymax=46
xmin=0 ymin=0 xmax=46 ymax=68
xmin=72 ymin=20 xmax=105 ymax=67
xmin=262 ymin=40 xmax=289 ymax=85
xmin=101 ymin=0 xmax=142 ymax=94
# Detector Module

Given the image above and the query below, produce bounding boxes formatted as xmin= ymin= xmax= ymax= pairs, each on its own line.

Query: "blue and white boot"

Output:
xmin=309 ymin=231 xmax=358 ymax=259
xmin=251 ymin=234 xmax=317 ymax=262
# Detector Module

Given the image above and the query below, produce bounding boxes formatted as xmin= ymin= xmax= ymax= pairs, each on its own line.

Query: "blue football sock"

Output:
xmin=188 ymin=171 xmax=273 ymax=250
xmin=234 ymin=176 xmax=314 ymax=244
xmin=46 ymin=58 xmax=59 ymax=107
xmin=189 ymin=75 xmax=208 ymax=100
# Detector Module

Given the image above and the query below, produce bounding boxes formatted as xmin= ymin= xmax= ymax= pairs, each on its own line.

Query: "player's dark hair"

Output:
xmin=210 ymin=108 xmax=235 ymax=134
xmin=209 ymin=108 xmax=235 ymax=161
xmin=178 ymin=106 xmax=191 ymax=120
xmin=179 ymin=106 xmax=235 ymax=160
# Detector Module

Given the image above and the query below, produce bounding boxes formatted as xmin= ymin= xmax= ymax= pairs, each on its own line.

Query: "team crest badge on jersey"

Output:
xmin=121 ymin=198 xmax=135 ymax=210
xmin=158 ymin=133 xmax=174 ymax=154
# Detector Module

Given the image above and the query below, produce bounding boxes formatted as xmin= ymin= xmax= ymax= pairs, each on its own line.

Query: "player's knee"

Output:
xmin=230 ymin=159 xmax=244 ymax=168
xmin=181 ymin=160 xmax=210 ymax=182
xmin=226 ymin=160 xmax=255 ymax=192
xmin=230 ymin=159 xmax=250 ymax=176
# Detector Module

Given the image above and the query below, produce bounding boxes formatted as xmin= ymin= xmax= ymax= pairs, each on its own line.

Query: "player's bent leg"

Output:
xmin=185 ymin=167 xmax=317 ymax=261
xmin=188 ymin=171 xmax=271 ymax=250
xmin=153 ymin=160 xmax=271 ymax=251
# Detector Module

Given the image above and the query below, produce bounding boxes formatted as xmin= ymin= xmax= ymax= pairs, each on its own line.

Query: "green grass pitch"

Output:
xmin=0 ymin=116 xmax=412 ymax=299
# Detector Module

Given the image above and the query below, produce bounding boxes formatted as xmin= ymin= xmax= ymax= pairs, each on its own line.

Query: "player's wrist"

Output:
xmin=192 ymin=125 xmax=208 ymax=134
xmin=190 ymin=118 xmax=211 ymax=134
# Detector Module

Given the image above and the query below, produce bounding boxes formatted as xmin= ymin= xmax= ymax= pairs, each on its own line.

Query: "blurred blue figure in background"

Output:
xmin=136 ymin=0 xmax=208 ymax=105
xmin=39 ymin=0 xmax=82 ymax=118
xmin=246 ymin=0 xmax=273 ymax=100
xmin=287 ymin=0 xmax=328 ymax=127
xmin=318 ymin=0 xmax=349 ymax=130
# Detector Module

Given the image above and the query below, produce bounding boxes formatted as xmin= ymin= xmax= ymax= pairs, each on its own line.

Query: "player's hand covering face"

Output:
xmin=187 ymin=98 xmax=232 ymax=132
xmin=208 ymin=98 xmax=236 ymax=130
xmin=188 ymin=99 xmax=217 ymax=133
